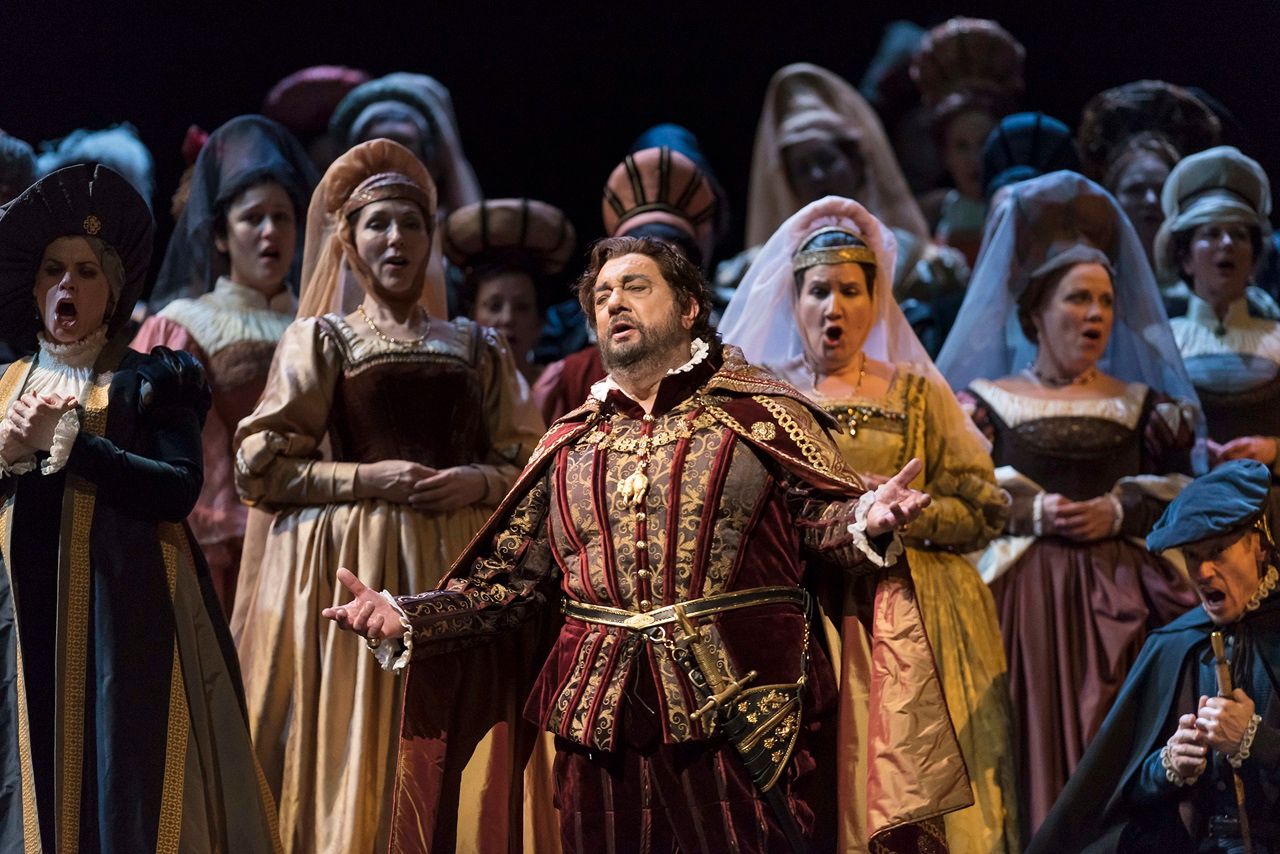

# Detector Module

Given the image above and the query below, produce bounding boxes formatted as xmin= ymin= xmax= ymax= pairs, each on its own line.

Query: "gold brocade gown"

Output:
xmin=230 ymin=313 xmax=539 ymax=854
xmin=817 ymin=367 xmax=1019 ymax=854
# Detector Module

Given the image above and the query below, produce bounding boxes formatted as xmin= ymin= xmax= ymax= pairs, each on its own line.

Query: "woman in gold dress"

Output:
xmin=722 ymin=194 xmax=1018 ymax=853
xmin=230 ymin=139 xmax=539 ymax=853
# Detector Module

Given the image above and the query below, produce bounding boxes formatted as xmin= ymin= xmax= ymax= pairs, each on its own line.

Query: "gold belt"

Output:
xmin=561 ymin=586 xmax=808 ymax=632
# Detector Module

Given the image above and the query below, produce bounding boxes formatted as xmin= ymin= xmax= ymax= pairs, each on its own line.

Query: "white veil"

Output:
xmin=721 ymin=195 xmax=988 ymax=446
xmin=935 ymin=171 xmax=1202 ymax=418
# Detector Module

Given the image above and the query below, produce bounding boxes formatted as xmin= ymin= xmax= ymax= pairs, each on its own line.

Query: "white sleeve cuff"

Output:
xmin=371 ymin=589 xmax=414 ymax=673
xmin=40 ymin=409 xmax=82 ymax=475
xmin=849 ymin=487 xmax=904 ymax=568
xmin=0 ymin=420 xmax=37 ymax=479
xmin=0 ymin=453 xmax=36 ymax=477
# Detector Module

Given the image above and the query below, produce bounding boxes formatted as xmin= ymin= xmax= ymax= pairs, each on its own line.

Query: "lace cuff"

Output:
xmin=40 ymin=409 xmax=82 ymax=475
xmin=370 ymin=590 xmax=414 ymax=673
xmin=1228 ymin=714 xmax=1263 ymax=768
xmin=1161 ymin=743 xmax=1203 ymax=786
xmin=848 ymin=487 xmax=904 ymax=568
xmin=0 ymin=451 xmax=37 ymax=477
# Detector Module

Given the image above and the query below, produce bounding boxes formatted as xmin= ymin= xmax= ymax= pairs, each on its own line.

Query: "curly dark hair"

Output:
xmin=574 ymin=235 xmax=713 ymax=337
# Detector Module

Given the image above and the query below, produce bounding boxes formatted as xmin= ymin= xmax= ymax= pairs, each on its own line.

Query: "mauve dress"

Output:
xmin=965 ymin=379 xmax=1199 ymax=837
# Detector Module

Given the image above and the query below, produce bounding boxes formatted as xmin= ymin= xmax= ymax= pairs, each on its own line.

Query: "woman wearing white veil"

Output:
xmin=936 ymin=171 xmax=1201 ymax=837
xmin=722 ymin=195 xmax=1018 ymax=853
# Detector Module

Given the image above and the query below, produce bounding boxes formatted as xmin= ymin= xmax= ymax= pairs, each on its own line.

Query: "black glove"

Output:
xmin=137 ymin=346 xmax=211 ymax=418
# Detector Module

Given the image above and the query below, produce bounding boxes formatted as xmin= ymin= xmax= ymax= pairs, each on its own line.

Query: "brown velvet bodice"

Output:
xmin=329 ymin=356 xmax=489 ymax=467
xmin=319 ymin=316 xmax=490 ymax=467
xmin=970 ymin=384 xmax=1158 ymax=502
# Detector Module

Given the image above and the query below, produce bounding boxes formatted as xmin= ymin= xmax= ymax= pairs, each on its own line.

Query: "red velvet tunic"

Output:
xmin=384 ymin=346 xmax=973 ymax=853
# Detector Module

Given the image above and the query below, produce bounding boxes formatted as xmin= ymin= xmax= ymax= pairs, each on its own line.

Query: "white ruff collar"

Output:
xmin=37 ymin=327 xmax=108 ymax=370
xmin=590 ymin=337 xmax=709 ymax=402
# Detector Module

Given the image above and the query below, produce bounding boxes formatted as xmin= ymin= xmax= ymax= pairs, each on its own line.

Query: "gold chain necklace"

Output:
xmin=357 ymin=303 xmax=430 ymax=348
xmin=852 ymin=351 xmax=867 ymax=395
xmin=812 ymin=350 xmax=867 ymax=397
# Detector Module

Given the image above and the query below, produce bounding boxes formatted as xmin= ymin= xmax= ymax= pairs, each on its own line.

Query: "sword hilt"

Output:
xmin=1210 ymin=632 xmax=1254 ymax=854
xmin=692 ymin=671 xmax=758 ymax=726
xmin=673 ymin=604 xmax=758 ymax=726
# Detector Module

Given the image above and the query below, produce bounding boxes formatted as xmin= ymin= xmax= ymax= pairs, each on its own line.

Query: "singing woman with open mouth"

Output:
xmin=0 ymin=162 xmax=278 ymax=851
xmin=938 ymin=170 xmax=1203 ymax=838
xmin=723 ymin=195 xmax=1019 ymax=852
xmin=134 ymin=114 xmax=317 ymax=614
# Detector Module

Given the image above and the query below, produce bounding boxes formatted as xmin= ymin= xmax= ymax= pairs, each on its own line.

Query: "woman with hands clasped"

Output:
xmin=231 ymin=139 xmax=540 ymax=854
xmin=0 ymin=163 xmax=277 ymax=851
xmin=938 ymin=171 xmax=1203 ymax=837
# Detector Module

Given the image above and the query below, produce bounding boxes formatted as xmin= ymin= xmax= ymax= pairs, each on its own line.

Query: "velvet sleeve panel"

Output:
xmin=233 ymin=317 xmax=357 ymax=508
xmin=1115 ymin=389 xmax=1198 ymax=538
xmin=1140 ymin=389 xmax=1195 ymax=477
xmin=396 ymin=469 xmax=556 ymax=658
xmin=64 ymin=352 xmax=206 ymax=523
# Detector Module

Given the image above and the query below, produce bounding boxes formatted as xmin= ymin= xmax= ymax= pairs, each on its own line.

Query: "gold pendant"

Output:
xmin=617 ymin=470 xmax=650 ymax=506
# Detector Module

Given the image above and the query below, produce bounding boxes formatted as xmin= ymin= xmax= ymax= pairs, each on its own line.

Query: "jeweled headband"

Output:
xmin=791 ymin=226 xmax=877 ymax=274
xmin=341 ymin=171 xmax=434 ymax=220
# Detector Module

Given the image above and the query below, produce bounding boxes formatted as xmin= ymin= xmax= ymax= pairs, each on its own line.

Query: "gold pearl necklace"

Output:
xmin=357 ymin=303 xmax=430 ymax=348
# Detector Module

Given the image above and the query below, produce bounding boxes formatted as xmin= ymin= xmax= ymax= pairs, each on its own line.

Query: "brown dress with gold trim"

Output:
xmin=230 ymin=312 xmax=538 ymax=854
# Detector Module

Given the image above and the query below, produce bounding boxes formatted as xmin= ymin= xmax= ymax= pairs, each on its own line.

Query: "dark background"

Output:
xmin=3 ymin=0 xmax=1278 ymax=291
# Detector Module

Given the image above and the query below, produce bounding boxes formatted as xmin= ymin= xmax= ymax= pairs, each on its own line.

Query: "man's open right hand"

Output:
xmin=322 ymin=568 xmax=402 ymax=643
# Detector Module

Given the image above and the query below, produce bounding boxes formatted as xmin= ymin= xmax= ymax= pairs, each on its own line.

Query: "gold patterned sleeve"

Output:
xmin=396 ymin=469 xmax=556 ymax=656
xmin=474 ymin=325 xmax=545 ymax=506
xmin=233 ymin=317 xmax=357 ymax=509
xmin=906 ymin=373 xmax=1009 ymax=552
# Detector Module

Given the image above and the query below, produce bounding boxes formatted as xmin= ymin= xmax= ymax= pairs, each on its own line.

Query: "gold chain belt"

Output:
xmin=561 ymin=586 xmax=808 ymax=632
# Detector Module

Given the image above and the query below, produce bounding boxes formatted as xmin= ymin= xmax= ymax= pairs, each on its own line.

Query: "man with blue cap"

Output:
xmin=1031 ymin=459 xmax=1280 ymax=853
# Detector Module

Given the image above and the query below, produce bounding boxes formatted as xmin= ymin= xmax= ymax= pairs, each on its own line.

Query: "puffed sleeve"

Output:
xmin=64 ymin=349 xmax=207 ymax=521
xmin=473 ymin=325 xmax=543 ymax=506
xmin=233 ymin=317 xmax=355 ymax=509
xmin=1111 ymin=390 xmax=1197 ymax=538
xmin=905 ymin=374 xmax=1008 ymax=552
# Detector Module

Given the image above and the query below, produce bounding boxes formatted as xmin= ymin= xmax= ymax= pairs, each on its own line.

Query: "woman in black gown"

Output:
xmin=0 ymin=163 xmax=277 ymax=852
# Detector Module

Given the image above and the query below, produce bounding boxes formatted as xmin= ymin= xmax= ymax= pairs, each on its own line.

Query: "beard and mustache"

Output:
xmin=598 ymin=305 xmax=690 ymax=374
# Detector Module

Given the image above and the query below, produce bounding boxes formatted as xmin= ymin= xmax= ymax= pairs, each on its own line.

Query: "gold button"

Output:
xmin=636 ymin=540 xmax=647 ymax=549
xmin=638 ymin=569 xmax=651 ymax=579
xmin=639 ymin=599 xmax=652 ymax=611
xmin=636 ymin=512 xmax=647 ymax=521
xmin=642 ymin=413 xmax=655 ymax=422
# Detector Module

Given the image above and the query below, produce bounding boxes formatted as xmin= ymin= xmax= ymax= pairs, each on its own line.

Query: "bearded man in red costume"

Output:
xmin=326 ymin=235 xmax=971 ymax=853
